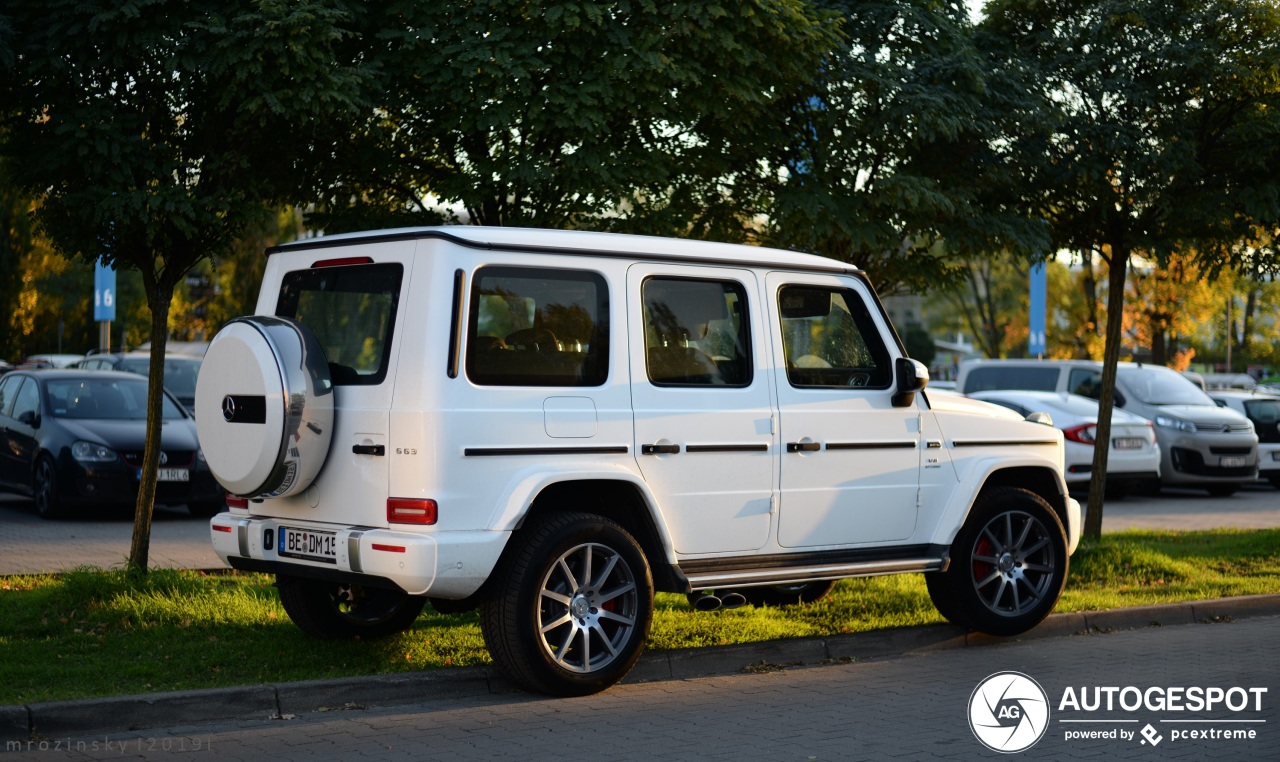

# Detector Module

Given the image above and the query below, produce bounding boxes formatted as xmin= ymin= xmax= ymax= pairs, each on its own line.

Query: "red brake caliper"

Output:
xmin=973 ymin=537 xmax=995 ymax=583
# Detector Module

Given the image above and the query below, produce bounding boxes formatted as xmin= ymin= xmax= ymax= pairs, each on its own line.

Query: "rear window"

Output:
xmin=962 ymin=366 xmax=1059 ymax=393
xmin=275 ymin=263 xmax=404 ymax=385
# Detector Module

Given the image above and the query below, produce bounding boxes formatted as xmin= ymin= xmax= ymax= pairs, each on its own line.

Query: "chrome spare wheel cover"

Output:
xmin=195 ymin=316 xmax=334 ymax=499
xmin=537 ymin=542 xmax=639 ymax=674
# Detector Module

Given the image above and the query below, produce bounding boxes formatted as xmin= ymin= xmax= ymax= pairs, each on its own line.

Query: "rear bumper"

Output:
xmin=209 ymin=514 xmax=508 ymax=597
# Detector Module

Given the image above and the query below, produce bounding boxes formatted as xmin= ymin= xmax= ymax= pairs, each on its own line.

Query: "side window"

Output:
xmin=1068 ymin=369 xmax=1100 ymax=399
xmin=643 ymin=278 xmax=751 ymax=387
xmin=466 ymin=267 xmax=608 ymax=387
xmin=778 ymin=285 xmax=891 ymax=389
xmin=11 ymin=378 xmax=40 ymax=421
xmin=275 ymin=263 xmax=404 ymax=385
xmin=963 ymin=366 xmax=1060 ymax=393
xmin=0 ymin=375 xmax=21 ymax=417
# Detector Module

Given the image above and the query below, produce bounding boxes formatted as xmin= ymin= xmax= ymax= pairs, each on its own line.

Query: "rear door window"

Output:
xmin=275 ymin=263 xmax=404 ymax=385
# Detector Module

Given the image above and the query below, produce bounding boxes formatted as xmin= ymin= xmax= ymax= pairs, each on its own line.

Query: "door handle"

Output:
xmin=352 ymin=444 xmax=385 ymax=456
xmin=786 ymin=441 xmax=821 ymax=453
xmin=641 ymin=444 xmax=681 ymax=455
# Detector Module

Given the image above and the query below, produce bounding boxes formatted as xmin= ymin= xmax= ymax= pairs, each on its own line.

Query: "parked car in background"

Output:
xmin=968 ymin=390 xmax=1160 ymax=498
xmin=74 ymin=352 xmax=203 ymax=410
xmin=17 ymin=354 xmax=84 ymax=369
xmin=0 ymin=369 xmax=224 ymax=519
xmin=1210 ymin=389 xmax=1280 ymax=489
xmin=958 ymin=359 xmax=1258 ymax=496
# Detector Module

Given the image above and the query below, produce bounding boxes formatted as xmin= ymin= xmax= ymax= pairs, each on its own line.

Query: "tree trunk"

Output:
xmin=127 ymin=271 xmax=173 ymax=577
xmin=1084 ymin=247 xmax=1128 ymax=540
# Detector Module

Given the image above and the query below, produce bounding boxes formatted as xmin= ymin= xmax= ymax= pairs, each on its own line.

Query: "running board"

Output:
xmin=682 ymin=556 xmax=949 ymax=592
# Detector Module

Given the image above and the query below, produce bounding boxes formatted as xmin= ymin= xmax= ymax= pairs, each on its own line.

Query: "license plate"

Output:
xmin=278 ymin=526 xmax=338 ymax=564
xmin=1113 ymin=437 xmax=1145 ymax=450
xmin=1220 ymin=456 xmax=1248 ymax=468
xmin=137 ymin=468 xmax=190 ymax=482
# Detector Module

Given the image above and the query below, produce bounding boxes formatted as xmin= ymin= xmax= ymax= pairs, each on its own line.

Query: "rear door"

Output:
xmin=628 ymin=265 xmax=776 ymax=555
xmin=268 ymin=246 xmax=414 ymax=524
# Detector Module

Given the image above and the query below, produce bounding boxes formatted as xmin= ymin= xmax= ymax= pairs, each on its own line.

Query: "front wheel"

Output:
xmin=33 ymin=455 xmax=67 ymax=520
xmin=480 ymin=512 xmax=654 ymax=696
xmin=276 ymin=575 xmax=426 ymax=639
xmin=928 ymin=487 xmax=1068 ymax=636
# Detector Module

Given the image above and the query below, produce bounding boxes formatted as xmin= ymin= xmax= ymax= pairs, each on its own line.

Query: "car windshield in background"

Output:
xmin=1118 ymin=367 xmax=1216 ymax=406
xmin=45 ymin=378 xmax=185 ymax=420
xmin=118 ymin=357 xmax=201 ymax=401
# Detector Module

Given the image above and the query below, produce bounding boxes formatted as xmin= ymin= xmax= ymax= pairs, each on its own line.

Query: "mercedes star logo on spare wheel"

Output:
xmin=222 ymin=395 xmax=236 ymax=422
xmin=968 ymin=671 xmax=1050 ymax=753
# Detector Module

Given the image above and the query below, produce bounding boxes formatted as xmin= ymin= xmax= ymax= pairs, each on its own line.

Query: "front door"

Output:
xmin=628 ymin=264 xmax=776 ymax=555
xmin=767 ymin=273 xmax=922 ymax=547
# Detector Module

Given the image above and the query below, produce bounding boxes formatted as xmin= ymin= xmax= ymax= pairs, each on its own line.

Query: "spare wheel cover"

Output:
xmin=195 ymin=316 xmax=334 ymax=498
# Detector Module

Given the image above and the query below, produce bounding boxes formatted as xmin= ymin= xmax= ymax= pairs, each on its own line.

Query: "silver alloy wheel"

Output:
xmin=969 ymin=510 xmax=1057 ymax=618
xmin=536 ymin=541 xmax=639 ymax=674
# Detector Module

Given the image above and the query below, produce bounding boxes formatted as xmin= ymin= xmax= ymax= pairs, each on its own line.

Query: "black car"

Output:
xmin=74 ymin=352 xmax=202 ymax=410
xmin=0 ymin=370 xmax=224 ymax=519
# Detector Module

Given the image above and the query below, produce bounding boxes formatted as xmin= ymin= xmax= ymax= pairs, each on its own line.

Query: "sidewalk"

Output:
xmin=5 ymin=593 xmax=1280 ymax=742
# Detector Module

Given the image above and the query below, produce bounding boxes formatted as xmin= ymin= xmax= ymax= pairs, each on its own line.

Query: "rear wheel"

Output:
xmin=33 ymin=456 xmax=66 ymax=520
xmin=276 ymin=575 xmax=426 ymax=639
xmin=929 ymin=487 xmax=1068 ymax=636
xmin=480 ymin=512 xmax=653 ymax=696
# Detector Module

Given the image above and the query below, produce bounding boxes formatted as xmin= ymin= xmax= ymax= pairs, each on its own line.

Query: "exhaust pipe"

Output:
xmin=691 ymin=591 xmax=750 ymax=612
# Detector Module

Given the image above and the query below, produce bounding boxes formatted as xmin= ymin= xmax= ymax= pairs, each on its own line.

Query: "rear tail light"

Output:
xmin=1063 ymin=423 xmax=1097 ymax=445
xmin=388 ymin=498 xmax=438 ymax=525
xmin=226 ymin=493 xmax=249 ymax=510
xmin=312 ymin=256 xmax=374 ymax=268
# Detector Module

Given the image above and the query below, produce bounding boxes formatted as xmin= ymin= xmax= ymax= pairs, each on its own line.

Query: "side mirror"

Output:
xmin=17 ymin=409 xmax=40 ymax=428
xmin=892 ymin=357 xmax=929 ymax=408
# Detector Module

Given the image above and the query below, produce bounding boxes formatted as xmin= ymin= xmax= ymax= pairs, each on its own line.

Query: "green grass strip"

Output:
xmin=2 ymin=528 xmax=1277 ymax=704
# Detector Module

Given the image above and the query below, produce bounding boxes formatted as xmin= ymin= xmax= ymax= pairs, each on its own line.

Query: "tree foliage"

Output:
xmin=765 ymin=0 xmax=1051 ymax=295
xmin=0 ymin=0 xmax=377 ymax=573
xmin=980 ymin=0 xmax=1280 ymax=538
xmin=309 ymin=0 xmax=840 ymax=240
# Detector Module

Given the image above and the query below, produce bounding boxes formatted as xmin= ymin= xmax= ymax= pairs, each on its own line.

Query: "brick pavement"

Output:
xmin=8 ymin=615 xmax=1277 ymax=761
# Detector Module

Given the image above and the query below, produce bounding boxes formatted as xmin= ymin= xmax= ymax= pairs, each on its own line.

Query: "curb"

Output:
xmin=7 ymin=593 xmax=1280 ymax=741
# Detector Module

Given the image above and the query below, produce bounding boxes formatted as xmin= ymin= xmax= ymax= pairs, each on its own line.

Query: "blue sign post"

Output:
xmin=94 ymin=259 xmax=116 ymax=352
xmin=1029 ymin=262 xmax=1047 ymax=358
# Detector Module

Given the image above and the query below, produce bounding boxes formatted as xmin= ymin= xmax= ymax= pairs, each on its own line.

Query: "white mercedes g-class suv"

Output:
xmin=197 ymin=227 xmax=1081 ymax=696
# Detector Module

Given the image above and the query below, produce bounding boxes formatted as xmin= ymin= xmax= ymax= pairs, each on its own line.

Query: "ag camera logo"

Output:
xmin=969 ymin=671 xmax=1050 ymax=753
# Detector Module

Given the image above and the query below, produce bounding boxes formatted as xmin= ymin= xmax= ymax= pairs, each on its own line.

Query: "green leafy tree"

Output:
xmin=980 ymin=0 xmax=1280 ymax=538
xmin=307 ymin=0 xmax=840 ymax=240
xmin=1 ymin=0 xmax=376 ymax=573
xmin=765 ymin=0 xmax=1050 ymax=295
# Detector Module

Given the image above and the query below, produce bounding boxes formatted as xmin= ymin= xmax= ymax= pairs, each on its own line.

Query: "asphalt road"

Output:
xmin=8 ymin=614 xmax=1277 ymax=761
xmin=2 ymin=485 xmax=1279 ymax=576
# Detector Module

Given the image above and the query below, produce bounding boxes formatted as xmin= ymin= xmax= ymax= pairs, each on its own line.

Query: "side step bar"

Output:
xmin=682 ymin=555 xmax=949 ymax=592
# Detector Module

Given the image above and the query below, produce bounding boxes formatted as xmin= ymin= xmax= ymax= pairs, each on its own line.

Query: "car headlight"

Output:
xmin=71 ymin=441 xmax=118 ymax=463
xmin=1154 ymin=415 xmax=1197 ymax=433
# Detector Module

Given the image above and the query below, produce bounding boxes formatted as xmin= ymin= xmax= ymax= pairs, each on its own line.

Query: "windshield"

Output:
xmin=1117 ymin=366 xmax=1216 ymax=406
xmin=45 ymin=378 xmax=185 ymax=420
xmin=119 ymin=357 xmax=201 ymax=400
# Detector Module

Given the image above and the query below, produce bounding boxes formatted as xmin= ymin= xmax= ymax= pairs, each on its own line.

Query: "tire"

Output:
xmin=33 ymin=455 xmax=67 ymax=520
xmin=1206 ymin=484 xmax=1239 ymax=498
xmin=929 ymin=487 xmax=1068 ymax=637
xmin=479 ymin=512 xmax=654 ymax=696
xmin=276 ymin=575 xmax=426 ymax=639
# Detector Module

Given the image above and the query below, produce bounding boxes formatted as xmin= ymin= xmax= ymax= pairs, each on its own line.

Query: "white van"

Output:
xmin=197 ymin=227 xmax=1080 ymax=695
xmin=958 ymin=359 xmax=1259 ymax=496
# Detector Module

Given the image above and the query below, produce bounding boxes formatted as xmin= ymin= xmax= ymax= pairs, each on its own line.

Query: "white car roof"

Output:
xmin=274 ymin=226 xmax=861 ymax=275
